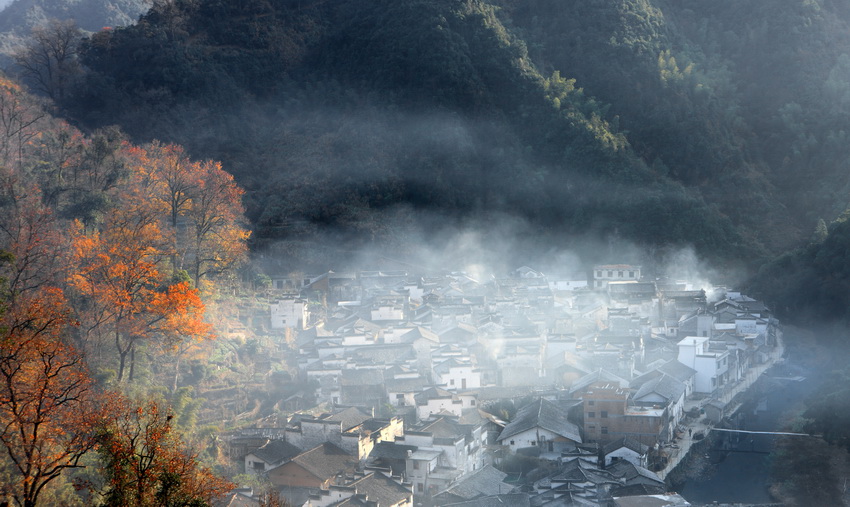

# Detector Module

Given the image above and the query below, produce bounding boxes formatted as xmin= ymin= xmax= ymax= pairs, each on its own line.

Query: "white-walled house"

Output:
xmin=496 ymin=398 xmax=582 ymax=454
xmin=677 ymin=336 xmax=730 ymax=394
xmin=602 ymin=437 xmax=649 ymax=468
xmin=244 ymin=440 xmax=301 ymax=475
xmin=592 ymin=265 xmax=641 ymax=289
xmin=433 ymin=358 xmax=481 ymax=391
xmin=415 ymin=387 xmax=464 ymax=421
xmin=270 ymin=297 xmax=308 ymax=329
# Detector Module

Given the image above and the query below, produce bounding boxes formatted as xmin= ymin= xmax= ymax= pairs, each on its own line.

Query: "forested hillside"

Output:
xmin=0 ymin=0 xmax=145 ymax=57
xmin=7 ymin=0 xmax=850 ymax=324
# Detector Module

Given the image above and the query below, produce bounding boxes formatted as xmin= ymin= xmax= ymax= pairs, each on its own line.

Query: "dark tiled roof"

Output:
xmin=251 ymin=439 xmax=301 ymax=465
xmin=291 ymin=442 xmax=356 ymax=481
xmin=656 ymin=360 xmax=696 ymax=382
xmin=368 ymin=441 xmax=417 ymax=460
xmin=602 ymin=437 xmax=649 ymax=457
xmin=497 ymin=398 xmax=581 ymax=443
xmin=444 ymin=494 xmax=530 ymax=507
xmin=414 ymin=387 xmax=458 ymax=404
xmin=606 ymin=460 xmax=663 ymax=485
xmin=441 ymin=465 xmax=508 ymax=499
xmin=348 ymin=472 xmax=412 ymax=506
xmin=633 ymin=374 xmax=685 ymax=403
xmin=322 ymin=407 xmax=373 ymax=432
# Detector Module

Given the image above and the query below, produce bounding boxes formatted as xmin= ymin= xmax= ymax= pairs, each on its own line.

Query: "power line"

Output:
xmin=711 ymin=428 xmax=819 ymax=437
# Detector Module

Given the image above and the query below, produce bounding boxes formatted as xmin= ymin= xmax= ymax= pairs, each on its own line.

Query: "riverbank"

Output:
xmin=764 ymin=327 xmax=850 ymax=506
xmin=658 ymin=334 xmax=786 ymax=483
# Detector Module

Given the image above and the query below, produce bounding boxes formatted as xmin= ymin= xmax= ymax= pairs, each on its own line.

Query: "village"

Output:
xmin=218 ymin=264 xmax=783 ymax=507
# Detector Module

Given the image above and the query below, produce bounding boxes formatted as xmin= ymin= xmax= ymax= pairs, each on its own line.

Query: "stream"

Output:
xmin=676 ymin=363 xmax=818 ymax=504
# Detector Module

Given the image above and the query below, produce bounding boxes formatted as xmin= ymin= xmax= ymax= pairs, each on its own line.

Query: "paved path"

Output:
xmin=657 ymin=336 xmax=786 ymax=480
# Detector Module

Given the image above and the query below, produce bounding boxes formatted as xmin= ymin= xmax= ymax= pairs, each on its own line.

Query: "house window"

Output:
xmin=618 ymin=271 xmax=623 ymax=277
xmin=417 ymin=483 xmax=424 ymax=493
xmin=601 ymin=427 xmax=608 ymax=435
xmin=531 ymin=441 xmax=536 ymax=446
xmin=413 ymin=461 xmax=420 ymax=470
xmin=252 ymin=461 xmax=264 ymax=471
xmin=471 ymin=400 xmax=476 ymax=406
xmin=601 ymin=411 xmax=608 ymax=418
xmin=629 ymin=271 xmax=635 ymax=278
xmin=588 ymin=400 xmax=595 ymax=406
xmin=596 ymin=271 xmax=602 ymax=277
xmin=607 ymin=270 xmax=613 ymax=277
xmin=510 ymin=440 xmax=515 ymax=445
xmin=450 ymin=379 xmax=455 ymax=385
xmin=588 ymin=412 xmax=595 ymax=418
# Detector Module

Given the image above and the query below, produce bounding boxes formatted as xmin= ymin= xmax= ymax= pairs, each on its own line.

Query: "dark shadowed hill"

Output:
xmin=18 ymin=0 xmax=850 ymax=322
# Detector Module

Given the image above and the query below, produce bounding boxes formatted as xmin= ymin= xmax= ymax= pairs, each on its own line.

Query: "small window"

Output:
xmin=601 ymin=427 xmax=608 ymax=434
xmin=618 ymin=271 xmax=623 ymax=277
xmin=413 ymin=461 xmax=420 ymax=470
xmin=531 ymin=441 xmax=536 ymax=446
xmin=608 ymin=270 xmax=613 ymax=277
xmin=510 ymin=440 xmax=515 ymax=445
xmin=601 ymin=411 xmax=608 ymax=418
xmin=450 ymin=379 xmax=455 ymax=385
xmin=417 ymin=483 xmax=424 ymax=493
xmin=470 ymin=400 xmax=476 ymax=406
xmin=596 ymin=270 xmax=602 ymax=277
xmin=629 ymin=271 xmax=635 ymax=278
xmin=588 ymin=400 xmax=595 ymax=406
xmin=588 ymin=412 xmax=595 ymax=418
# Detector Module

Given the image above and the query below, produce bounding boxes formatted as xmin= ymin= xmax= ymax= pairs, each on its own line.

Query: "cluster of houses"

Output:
xmin=219 ymin=264 xmax=779 ymax=507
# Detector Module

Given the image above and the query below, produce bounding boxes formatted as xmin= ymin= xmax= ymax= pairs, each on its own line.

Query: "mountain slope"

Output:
xmin=62 ymin=0 xmax=751 ymax=269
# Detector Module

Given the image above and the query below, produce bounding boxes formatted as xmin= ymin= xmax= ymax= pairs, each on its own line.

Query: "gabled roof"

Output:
xmin=550 ymin=458 xmax=620 ymax=486
xmin=250 ymin=439 xmax=301 ymax=465
xmin=322 ymin=406 xmax=373 ymax=432
xmin=415 ymin=387 xmax=458 ymax=405
xmin=656 ymin=360 xmax=696 ymax=382
xmin=443 ymin=494 xmax=531 ymax=507
xmin=289 ymin=442 xmax=356 ymax=481
xmin=633 ymin=374 xmax=685 ymax=403
xmin=440 ymin=465 xmax=508 ymax=500
xmin=216 ymin=490 xmax=260 ymax=507
xmin=569 ymin=369 xmax=630 ymax=394
xmin=497 ymin=399 xmax=581 ymax=443
xmin=368 ymin=441 xmax=417 ymax=460
xmin=602 ymin=437 xmax=649 ymax=457
xmin=347 ymin=472 xmax=412 ymax=506
xmin=399 ymin=326 xmax=439 ymax=343
xmin=606 ymin=460 xmax=663 ymax=485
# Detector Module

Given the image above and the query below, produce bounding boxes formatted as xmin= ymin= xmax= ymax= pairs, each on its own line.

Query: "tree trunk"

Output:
xmin=117 ymin=332 xmax=127 ymax=382
xmin=173 ymin=353 xmax=181 ymax=392
xmin=128 ymin=344 xmax=136 ymax=382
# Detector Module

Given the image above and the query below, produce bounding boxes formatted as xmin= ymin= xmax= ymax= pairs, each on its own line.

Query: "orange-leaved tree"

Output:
xmin=0 ymin=283 xmax=105 ymax=507
xmin=68 ymin=186 xmax=212 ymax=382
xmin=96 ymin=399 xmax=233 ymax=507
xmin=126 ymin=142 xmax=250 ymax=286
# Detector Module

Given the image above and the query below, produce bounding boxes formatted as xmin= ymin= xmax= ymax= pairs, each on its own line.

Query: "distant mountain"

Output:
xmin=0 ymin=0 xmax=146 ymax=33
xmin=0 ymin=0 xmax=146 ymax=63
